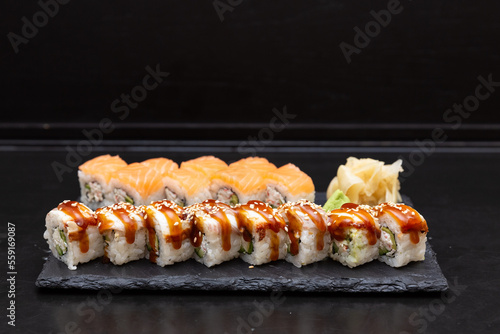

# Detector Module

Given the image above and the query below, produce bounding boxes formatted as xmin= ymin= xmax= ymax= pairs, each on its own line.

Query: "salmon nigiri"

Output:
xmin=108 ymin=163 xmax=164 ymax=206
xmin=78 ymin=155 xmax=128 ymax=209
xmin=264 ymin=163 xmax=315 ymax=207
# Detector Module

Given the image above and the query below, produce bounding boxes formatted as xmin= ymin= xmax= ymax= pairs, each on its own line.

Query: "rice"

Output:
xmin=240 ymin=229 xmax=288 ymax=265
xmin=377 ymin=213 xmax=427 ymax=267
xmin=265 ymin=183 xmax=315 ymax=204
xmin=193 ymin=230 xmax=241 ymax=267
xmin=279 ymin=201 xmax=332 ymax=268
xmin=44 ymin=202 xmax=103 ymax=270
xmin=285 ymin=229 xmax=331 ymax=268
xmin=103 ymin=230 xmax=147 ymax=265
xmin=145 ymin=200 xmax=194 ymax=266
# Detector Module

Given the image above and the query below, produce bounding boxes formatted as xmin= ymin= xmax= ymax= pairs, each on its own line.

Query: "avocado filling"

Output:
xmin=147 ymin=233 xmax=160 ymax=256
xmin=52 ymin=228 xmax=68 ymax=257
xmin=216 ymin=187 xmax=239 ymax=206
xmin=113 ymin=188 xmax=134 ymax=205
xmin=379 ymin=227 xmax=397 ymax=257
xmin=331 ymin=242 xmax=339 ymax=254
xmin=239 ymin=240 xmax=254 ymax=254
xmin=194 ymin=247 xmax=205 ymax=258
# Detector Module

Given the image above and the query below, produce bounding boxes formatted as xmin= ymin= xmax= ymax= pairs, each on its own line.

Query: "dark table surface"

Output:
xmin=1 ymin=140 xmax=499 ymax=334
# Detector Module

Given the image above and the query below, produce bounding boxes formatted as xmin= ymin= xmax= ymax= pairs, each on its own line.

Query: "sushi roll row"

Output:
xmin=78 ymin=155 xmax=315 ymax=210
xmin=44 ymin=199 xmax=428 ymax=270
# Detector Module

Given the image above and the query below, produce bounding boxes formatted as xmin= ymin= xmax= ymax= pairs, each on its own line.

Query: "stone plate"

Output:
xmin=36 ymin=241 xmax=447 ymax=292
xmin=36 ymin=194 xmax=448 ymax=292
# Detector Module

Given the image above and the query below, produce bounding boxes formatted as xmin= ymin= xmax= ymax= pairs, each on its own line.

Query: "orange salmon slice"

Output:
xmin=113 ymin=163 xmax=164 ymax=197
xmin=265 ymin=163 xmax=314 ymax=195
xmin=79 ymin=155 xmax=128 ymax=183
xmin=180 ymin=156 xmax=228 ymax=177
xmin=141 ymin=158 xmax=179 ymax=177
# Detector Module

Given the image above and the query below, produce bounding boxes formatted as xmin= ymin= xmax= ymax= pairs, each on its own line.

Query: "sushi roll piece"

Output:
xmin=373 ymin=202 xmax=429 ymax=267
xmin=210 ymin=166 xmax=266 ymax=205
xmin=327 ymin=203 xmax=381 ymax=268
xmin=144 ymin=200 xmax=194 ymax=266
xmin=107 ymin=163 xmax=164 ymax=206
xmin=180 ymin=156 xmax=228 ymax=177
xmin=186 ymin=200 xmax=242 ymax=267
xmin=44 ymin=200 xmax=104 ymax=270
xmin=78 ymin=155 xmax=128 ymax=209
xmin=162 ymin=168 xmax=212 ymax=207
xmin=141 ymin=157 xmax=179 ymax=176
xmin=234 ymin=200 xmax=288 ymax=265
xmin=264 ymin=163 xmax=315 ymax=207
xmin=95 ymin=203 xmax=148 ymax=265
xmin=277 ymin=200 xmax=331 ymax=267
xmin=229 ymin=157 xmax=277 ymax=174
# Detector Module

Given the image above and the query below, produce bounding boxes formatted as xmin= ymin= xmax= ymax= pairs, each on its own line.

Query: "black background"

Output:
xmin=2 ymin=3 xmax=500 ymax=333
xmin=2 ymin=0 xmax=500 ymax=140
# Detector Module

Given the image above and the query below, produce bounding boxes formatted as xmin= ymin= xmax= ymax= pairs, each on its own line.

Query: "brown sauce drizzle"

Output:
xmin=376 ymin=203 xmax=428 ymax=244
xmin=284 ymin=202 xmax=327 ymax=255
xmin=328 ymin=207 xmax=380 ymax=246
xmin=189 ymin=200 xmax=233 ymax=252
xmin=236 ymin=200 xmax=286 ymax=261
xmin=144 ymin=219 xmax=159 ymax=264
xmin=96 ymin=203 xmax=144 ymax=245
xmin=341 ymin=203 xmax=359 ymax=210
xmin=190 ymin=219 xmax=203 ymax=248
xmin=284 ymin=211 xmax=302 ymax=256
xmin=144 ymin=201 xmax=190 ymax=263
xmin=154 ymin=201 xmax=190 ymax=250
xmin=112 ymin=207 xmax=138 ymax=244
xmin=58 ymin=201 xmax=97 ymax=253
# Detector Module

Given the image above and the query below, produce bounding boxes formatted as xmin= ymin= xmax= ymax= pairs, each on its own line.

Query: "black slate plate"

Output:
xmin=36 ymin=194 xmax=448 ymax=292
xmin=36 ymin=241 xmax=447 ymax=292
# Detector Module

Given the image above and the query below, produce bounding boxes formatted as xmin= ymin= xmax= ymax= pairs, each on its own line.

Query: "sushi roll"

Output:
xmin=373 ymin=202 xmax=429 ymax=267
xmin=162 ymin=168 xmax=212 ymax=207
xmin=107 ymin=163 xmax=164 ymax=206
xmin=229 ymin=157 xmax=277 ymax=174
xmin=141 ymin=157 xmax=179 ymax=176
xmin=234 ymin=200 xmax=288 ymax=265
xmin=180 ymin=156 xmax=228 ymax=177
xmin=95 ymin=203 xmax=148 ymax=265
xmin=264 ymin=163 xmax=315 ymax=207
xmin=186 ymin=200 xmax=242 ymax=267
xmin=44 ymin=200 xmax=104 ymax=270
xmin=277 ymin=200 xmax=331 ymax=267
xmin=210 ymin=166 xmax=265 ymax=205
xmin=144 ymin=200 xmax=194 ymax=266
xmin=327 ymin=203 xmax=381 ymax=268
xmin=78 ymin=155 xmax=128 ymax=209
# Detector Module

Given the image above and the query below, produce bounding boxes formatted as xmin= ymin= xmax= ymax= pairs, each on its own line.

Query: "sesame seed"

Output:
xmin=249 ymin=265 xmax=254 ymax=269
